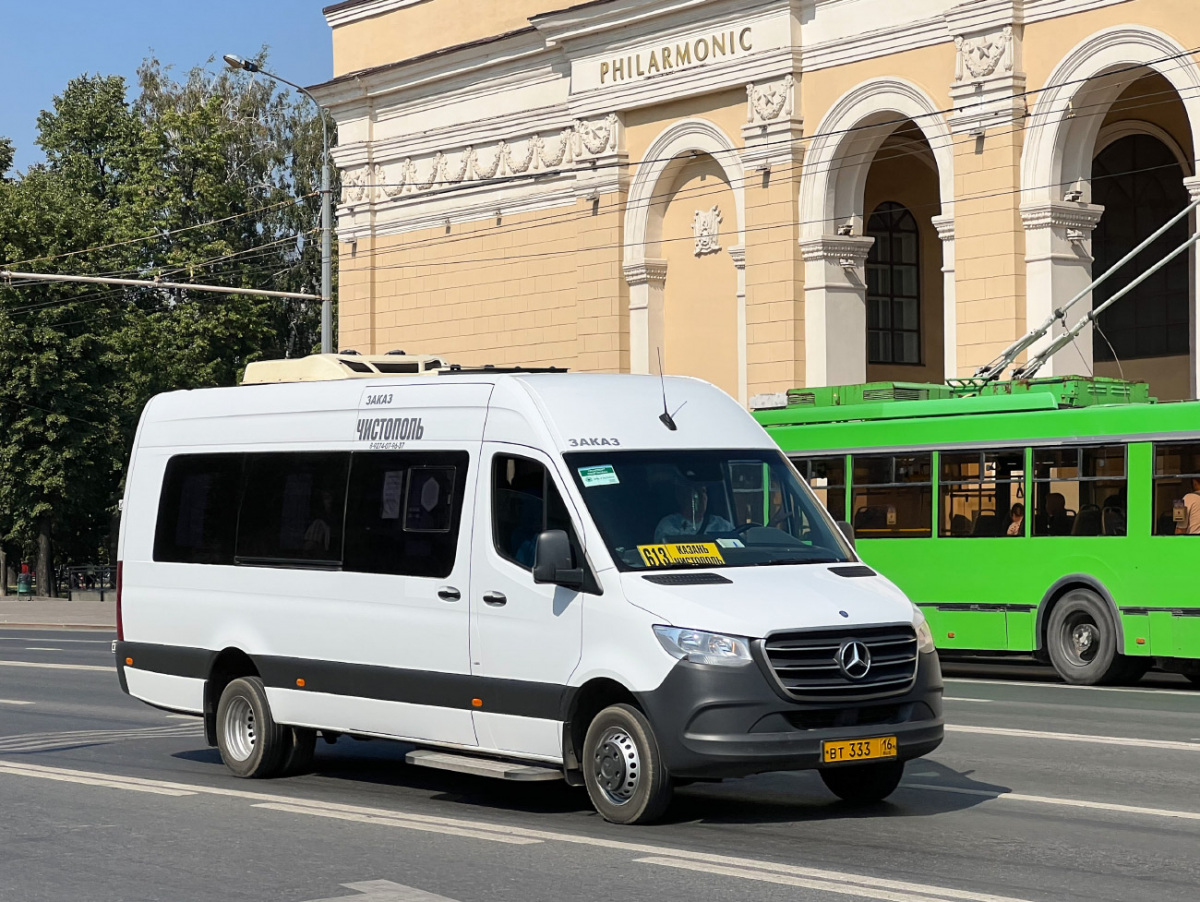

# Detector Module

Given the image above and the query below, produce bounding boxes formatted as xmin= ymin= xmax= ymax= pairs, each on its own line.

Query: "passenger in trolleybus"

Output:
xmin=1178 ymin=477 xmax=1200 ymax=535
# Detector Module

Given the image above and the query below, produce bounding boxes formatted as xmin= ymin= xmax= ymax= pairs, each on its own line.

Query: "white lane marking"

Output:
xmin=0 ymin=660 xmax=110 ymax=673
xmin=943 ymin=697 xmax=993 ymax=703
xmin=637 ymin=856 xmax=1025 ymax=902
xmin=0 ymin=638 xmax=110 ymax=643
xmin=945 ymin=677 xmax=1200 ymax=698
xmin=23 ymin=647 xmax=62 ymax=651
xmin=0 ymin=700 xmax=33 ymax=706
xmin=307 ymin=880 xmax=462 ymax=902
xmin=908 ymin=783 xmax=1200 ymax=822
xmin=165 ymin=714 xmax=197 ymax=720
xmin=0 ymin=763 xmax=195 ymax=796
xmin=0 ymin=724 xmax=202 ymax=753
xmin=256 ymin=802 xmax=542 ymax=845
xmin=946 ymin=723 xmax=1200 ymax=751
xmin=0 ymin=762 xmax=1042 ymax=902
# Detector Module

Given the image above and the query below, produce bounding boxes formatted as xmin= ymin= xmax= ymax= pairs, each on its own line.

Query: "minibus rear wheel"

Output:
xmin=820 ymin=760 xmax=904 ymax=804
xmin=582 ymin=704 xmax=673 ymax=825
xmin=216 ymin=677 xmax=288 ymax=778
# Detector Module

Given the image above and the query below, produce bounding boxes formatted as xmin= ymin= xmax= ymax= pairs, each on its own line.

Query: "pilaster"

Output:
xmin=944 ymin=0 xmax=1027 ymax=136
xmin=623 ymin=259 xmax=668 ymax=375
xmin=800 ymin=235 xmax=875 ymax=386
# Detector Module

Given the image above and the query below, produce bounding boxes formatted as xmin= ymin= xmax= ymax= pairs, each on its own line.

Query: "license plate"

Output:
xmin=822 ymin=736 xmax=898 ymax=764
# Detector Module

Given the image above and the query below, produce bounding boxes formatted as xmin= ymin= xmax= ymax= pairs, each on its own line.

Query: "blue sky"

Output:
xmin=2 ymin=1 xmax=334 ymax=172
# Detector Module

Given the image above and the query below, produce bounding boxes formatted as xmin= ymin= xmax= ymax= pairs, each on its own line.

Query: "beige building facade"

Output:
xmin=313 ymin=0 xmax=1200 ymax=403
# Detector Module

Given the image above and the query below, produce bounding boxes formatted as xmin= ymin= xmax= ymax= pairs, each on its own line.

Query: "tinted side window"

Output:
xmin=1032 ymin=445 xmax=1127 ymax=536
xmin=237 ymin=453 xmax=350 ymax=566
xmin=154 ymin=455 xmax=243 ymax=564
xmin=851 ymin=454 xmax=932 ymax=538
xmin=1153 ymin=443 xmax=1200 ymax=535
xmin=493 ymin=455 xmax=583 ymax=571
xmin=343 ymin=452 xmax=469 ymax=577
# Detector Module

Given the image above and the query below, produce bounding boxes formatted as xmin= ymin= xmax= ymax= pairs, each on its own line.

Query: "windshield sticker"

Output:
xmin=637 ymin=543 xmax=725 ymax=568
xmin=578 ymin=465 xmax=620 ymax=487
xmin=716 ymin=538 xmax=744 ymax=548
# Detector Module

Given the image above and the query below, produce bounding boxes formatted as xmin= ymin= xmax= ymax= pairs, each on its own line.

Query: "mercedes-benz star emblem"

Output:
xmin=837 ymin=639 xmax=872 ymax=679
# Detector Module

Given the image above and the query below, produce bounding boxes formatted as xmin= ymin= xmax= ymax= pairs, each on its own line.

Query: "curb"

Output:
xmin=0 ymin=623 xmax=116 ymax=631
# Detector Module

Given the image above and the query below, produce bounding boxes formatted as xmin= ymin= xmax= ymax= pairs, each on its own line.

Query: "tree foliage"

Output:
xmin=0 ymin=53 xmax=336 ymax=588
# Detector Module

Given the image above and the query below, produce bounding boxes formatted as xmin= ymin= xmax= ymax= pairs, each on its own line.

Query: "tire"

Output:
xmin=279 ymin=728 xmax=318 ymax=776
xmin=820 ymin=760 xmax=904 ymax=804
xmin=1045 ymin=589 xmax=1134 ymax=686
xmin=215 ymin=677 xmax=288 ymax=778
xmin=581 ymin=703 xmax=673 ymax=825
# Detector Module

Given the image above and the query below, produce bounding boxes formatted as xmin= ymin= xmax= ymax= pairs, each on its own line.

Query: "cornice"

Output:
xmin=801 ymin=16 xmax=950 ymax=73
xmin=931 ymin=214 xmax=955 ymax=242
xmin=323 ymin=0 xmax=429 ymax=28
xmin=1019 ymin=201 xmax=1105 ymax=231
xmin=623 ymin=258 xmax=669 ymax=287
xmin=798 ymin=235 xmax=876 ymax=263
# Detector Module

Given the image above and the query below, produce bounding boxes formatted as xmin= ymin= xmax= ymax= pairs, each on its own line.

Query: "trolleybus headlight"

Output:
xmin=912 ymin=607 xmax=936 ymax=653
xmin=653 ymin=625 xmax=753 ymax=666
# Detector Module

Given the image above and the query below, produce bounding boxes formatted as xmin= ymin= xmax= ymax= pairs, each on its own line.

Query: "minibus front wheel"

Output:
xmin=582 ymin=703 xmax=673 ymax=825
xmin=216 ymin=677 xmax=289 ymax=778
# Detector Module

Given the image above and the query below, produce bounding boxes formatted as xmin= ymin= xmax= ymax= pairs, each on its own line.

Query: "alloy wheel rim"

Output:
xmin=593 ymin=728 xmax=640 ymax=805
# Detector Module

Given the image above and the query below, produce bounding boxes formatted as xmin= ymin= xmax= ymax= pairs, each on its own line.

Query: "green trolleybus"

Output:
xmin=753 ymin=377 xmax=1200 ymax=687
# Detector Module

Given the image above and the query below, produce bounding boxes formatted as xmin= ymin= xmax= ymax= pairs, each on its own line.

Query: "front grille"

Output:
xmin=760 ymin=624 xmax=918 ymax=702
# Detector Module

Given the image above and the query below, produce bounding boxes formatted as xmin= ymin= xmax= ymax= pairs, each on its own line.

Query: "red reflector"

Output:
xmin=115 ymin=561 xmax=124 ymax=642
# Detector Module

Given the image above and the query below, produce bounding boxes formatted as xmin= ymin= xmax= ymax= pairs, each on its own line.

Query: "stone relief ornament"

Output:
xmin=954 ymin=26 xmax=1014 ymax=82
xmin=746 ymin=75 xmax=795 ymax=124
xmin=348 ymin=114 xmax=622 ymax=204
xmin=693 ymin=205 xmax=723 ymax=257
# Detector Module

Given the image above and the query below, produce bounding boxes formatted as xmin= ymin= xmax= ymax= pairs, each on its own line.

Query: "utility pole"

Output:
xmin=224 ymin=54 xmax=334 ymax=353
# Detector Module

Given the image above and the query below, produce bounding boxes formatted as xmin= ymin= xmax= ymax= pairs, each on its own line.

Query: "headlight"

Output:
xmin=913 ymin=606 xmax=936 ymax=653
xmin=653 ymin=625 xmax=753 ymax=667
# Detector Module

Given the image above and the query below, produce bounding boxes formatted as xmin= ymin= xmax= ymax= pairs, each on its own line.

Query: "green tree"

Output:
xmin=0 ymin=55 xmax=335 ymax=594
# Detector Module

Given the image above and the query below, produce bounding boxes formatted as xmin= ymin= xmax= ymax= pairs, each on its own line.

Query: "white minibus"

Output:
xmin=115 ymin=354 xmax=943 ymax=824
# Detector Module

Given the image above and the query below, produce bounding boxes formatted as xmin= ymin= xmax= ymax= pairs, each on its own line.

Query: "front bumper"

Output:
xmin=634 ymin=650 xmax=943 ymax=779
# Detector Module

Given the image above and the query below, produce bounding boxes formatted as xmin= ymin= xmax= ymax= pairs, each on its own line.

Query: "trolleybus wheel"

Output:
xmin=820 ymin=760 xmax=905 ymax=804
xmin=215 ymin=677 xmax=288 ymax=778
xmin=582 ymin=703 xmax=673 ymax=825
xmin=1046 ymin=589 xmax=1134 ymax=686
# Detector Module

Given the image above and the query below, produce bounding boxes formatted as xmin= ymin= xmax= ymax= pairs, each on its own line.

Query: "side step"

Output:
xmin=405 ymin=749 xmax=563 ymax=782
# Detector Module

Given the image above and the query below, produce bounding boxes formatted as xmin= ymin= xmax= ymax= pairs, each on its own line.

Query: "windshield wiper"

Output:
xmin=753 ymin=557 xmax=840 ymax=566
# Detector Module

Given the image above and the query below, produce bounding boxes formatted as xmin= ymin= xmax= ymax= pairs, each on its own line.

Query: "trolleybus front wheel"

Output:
xmin=1046 ymin=589 xmax=1144 ymax=686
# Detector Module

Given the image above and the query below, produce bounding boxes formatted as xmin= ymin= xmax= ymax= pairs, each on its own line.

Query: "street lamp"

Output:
xmin=224 ymin=53 xmax=334 ymax=354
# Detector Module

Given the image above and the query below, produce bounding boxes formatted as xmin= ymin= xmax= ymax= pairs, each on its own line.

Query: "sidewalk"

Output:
xmin=0 ymin=595 xmax=116 ymax=630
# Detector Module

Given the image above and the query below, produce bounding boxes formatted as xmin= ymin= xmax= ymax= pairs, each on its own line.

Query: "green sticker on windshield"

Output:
xmin=578 ymin=465 xmax=619 ymax=487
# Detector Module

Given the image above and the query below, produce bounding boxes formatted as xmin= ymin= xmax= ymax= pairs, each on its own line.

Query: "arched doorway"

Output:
xmin=1092 ymin=133 xmax=1191 ymax=399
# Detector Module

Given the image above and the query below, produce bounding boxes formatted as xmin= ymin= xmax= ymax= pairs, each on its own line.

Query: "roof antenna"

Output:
xmin=657 ymin=348 xmax=678 ymax=431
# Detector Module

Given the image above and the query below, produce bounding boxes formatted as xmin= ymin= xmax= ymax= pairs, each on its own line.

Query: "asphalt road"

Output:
xmin=2 ymin=627 xmax=1199 ymax=902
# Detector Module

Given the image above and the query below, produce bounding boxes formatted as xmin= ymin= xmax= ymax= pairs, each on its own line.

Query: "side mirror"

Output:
xmin=836 ymin=520 xmax=856 ymax=550
xmin=532 ymin=529 xmax=585 ymax=590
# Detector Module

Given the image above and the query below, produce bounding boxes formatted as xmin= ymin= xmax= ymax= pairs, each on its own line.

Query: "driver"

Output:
xmin=654 ymin=481 xmax=734 ymax=544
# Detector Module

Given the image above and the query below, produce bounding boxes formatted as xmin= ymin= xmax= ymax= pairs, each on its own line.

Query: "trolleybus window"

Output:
xmin=791 ymin=456 xmax=847 ymax=521
xmin=939 ymin=449 xmax=1025 ymax=538
xmin=850 ymin=454 xmax=932 ymax=538
xmin=1153 ymin=443 xmax=1200 ymax=536
xmin=1032 ymin=445 xmax=1126 ymax=537
xmin=154 ymin=454 xmax=242 ymax=565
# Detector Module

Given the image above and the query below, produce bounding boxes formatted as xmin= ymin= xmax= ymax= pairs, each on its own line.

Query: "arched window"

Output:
xmin=1092 ymin=135 xmax=1189 ymax=360
xmin=866 ymin=201 xmax=921 ymax=365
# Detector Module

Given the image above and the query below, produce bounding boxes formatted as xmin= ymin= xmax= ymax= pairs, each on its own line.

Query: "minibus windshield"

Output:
xmin=566 ymin=449 xmax=853 ymax=571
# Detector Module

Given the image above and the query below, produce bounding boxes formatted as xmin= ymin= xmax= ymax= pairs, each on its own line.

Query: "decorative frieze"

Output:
xmin=799 ymin=235 xmax=876 ymax=267
xmin=693 ymin=206 xmax=723 ymax=257
xmin=622 ymin=259 xmax=669 ymax=289
xmin=741 ymin=74 xmax=803 ymax=171
xmin=341 ymin=114 xmax=621 ymax=206
xmin=1019 ymin=201 xmax=1105 ymax=233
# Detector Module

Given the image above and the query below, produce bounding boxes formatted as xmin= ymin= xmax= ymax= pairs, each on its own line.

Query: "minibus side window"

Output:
xmin=343 ymin=452 xmax=468 ymax=578
xmin=1152 ymin=443 xmax=1200 ymax=535
xmin=492 ymin=455 xmax=584 ymax=572
xmin=1032 ymin=445 xmax=1126 ymax=536
xmin=154 ymin=454 xmax=243 ymax=565
xmin=236 ymin=453 xmax=350 ymax=567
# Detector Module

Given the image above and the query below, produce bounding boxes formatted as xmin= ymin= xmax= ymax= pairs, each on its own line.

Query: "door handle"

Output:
xmin=482 ymin=591 xmax=507 ymax=607
xmin=437 ymin=586 xmax=461 ymax=602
